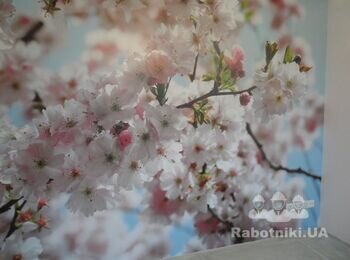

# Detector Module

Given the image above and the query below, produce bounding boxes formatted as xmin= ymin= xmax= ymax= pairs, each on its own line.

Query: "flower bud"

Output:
xmin=239 ymin=93 xmax=251 ymax=106
xmin=37 ymin=198 xmax=48 ymax=211
xmin=37 ymin=215 xmax=48 ymax=229
xmin=118 ymin=130 xmax=132 ymax=151
xmin=18 ymin=210 xmax=33 ymax=222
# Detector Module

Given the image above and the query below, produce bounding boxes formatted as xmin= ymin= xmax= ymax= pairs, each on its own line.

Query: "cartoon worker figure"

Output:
xmin=288 ymin=195 xmax=309 ymax=219
xmin=266 ymin=192 xmax=291 ymax=222
xmin=248 ymin=194 xmax=268 ymax=220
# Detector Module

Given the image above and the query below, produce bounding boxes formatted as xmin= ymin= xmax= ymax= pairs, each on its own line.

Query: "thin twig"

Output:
xmin=20 ymin=21 xmax=44 ymax=43
xmin=177 ymin=42 xmax=256 ymax=109
xmin=208 ymin=206 xmax=244 ymax=244
xmin=230 ymin=192 xmax=236 ymax=203
xmin=200 ymin=163 xmax=207 ymax=174
xmin=246 ymin=123 xmax=322 ymax=181
xmin=207 ymin=205 xmax=232 ymax=229
xmin=213 ymin=41 xmax=221 ymax=56
xmin=176 ymin=86 xmax=257 ymax=109
xmin=0 ymin=197 xmax=23 ymax=214
xmin=212 ymin=41 xmax=224 ymax=92
xmin=213 ymin=87 xmax=257 ymax=96
xmin=4 ymin=200 xmax=27 ymax=241
xmin=189 ymin=54 xmax=199 ymax=82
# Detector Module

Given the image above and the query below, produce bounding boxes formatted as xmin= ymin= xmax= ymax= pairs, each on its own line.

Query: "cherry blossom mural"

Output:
xmin=0 ymin=0 xmax=326 ymax=259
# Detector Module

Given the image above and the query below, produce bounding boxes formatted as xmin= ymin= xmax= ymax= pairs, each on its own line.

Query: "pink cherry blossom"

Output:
xmin=145 ymin=50 xmax=176 ymax=84
xmin=149 ymin=184 xmax=181 ymax=217
xmin=195 ymin=213 xmax=220 ymax=235
xmin=224 ymin=45 xmax=245 ymax=77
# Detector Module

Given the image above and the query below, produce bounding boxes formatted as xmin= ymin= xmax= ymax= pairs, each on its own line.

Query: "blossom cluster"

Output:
xmin=0 ymin=0 xmax=323 ymax=259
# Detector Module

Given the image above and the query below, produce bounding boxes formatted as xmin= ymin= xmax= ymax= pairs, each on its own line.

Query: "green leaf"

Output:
xmin=153 ymin=84 xmax=168 ymax=106
xmin=202 ymin=74 xmax=215 ymax=81
xmin=240 ymin=0 xmax=249 ymax=9
xmin=214 ymin=54 xmax=221 ymax=68
xmin=150 ymin=86 xmax=157 ymax=96
xmin=300 ymin=65 xmax=312 ymax=72
xmin=245 ymin=10 xmax=254 ymax=22
xmin=221 ymin=82 xmax=236 ymax=91
xmin=220 ymin=68 xmax=231 ymax=83
xmin=264 ymin=42 xmax=278 ymax=72
xmin=193 ymin=101 xmax=210 ymax=126
xmin=283 ymin=46 xmax=294 ymax=64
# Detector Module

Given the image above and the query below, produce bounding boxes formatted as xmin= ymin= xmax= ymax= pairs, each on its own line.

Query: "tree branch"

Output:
xmin=212 ymin=42 xmax=223 ymax=92
xmin=176 ymin=86 xmax=257 ymax=109
xmin=246 ymin=123 xmax=322 ymax=181
xmin=230 ymin=192 xmax=236 ymax=203
xmin=207 ymin=205 xmax=232 ymax=229
xmin=189 ymin=54 xmax=199 ymax=82
xmin=213 ymin=41 xmax=221 ymax=56
xmin=4 ymin=199 xmax=27 ymax=241
xmin=177 ymin=41 xmax=255 ymax=109
xmin=20 ymin=21 xmax=44 ymax=44
xmin=0 ymin=197 xmax=23 ymax=214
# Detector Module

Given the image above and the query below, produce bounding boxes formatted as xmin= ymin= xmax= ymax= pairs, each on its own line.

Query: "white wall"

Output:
xmin=321 ymin=0 xmax=350 ymax=244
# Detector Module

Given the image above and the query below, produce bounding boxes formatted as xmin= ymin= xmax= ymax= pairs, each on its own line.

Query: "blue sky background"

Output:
xmin=11 ymin=0 xmax=328 ymax=256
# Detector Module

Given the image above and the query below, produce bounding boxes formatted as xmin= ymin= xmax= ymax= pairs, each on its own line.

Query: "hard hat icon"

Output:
xmin=292 ymin=195 xmax=305 ymax=212
xmin=252 ymin=194 xmax=265 ymax=212
xmin=271 ymin=192 xmax=287 ymax=201
xmin=253 ymin=194 xmax=265 ymax=202
xmin=271 ymin=192 xmax=287 ymax=211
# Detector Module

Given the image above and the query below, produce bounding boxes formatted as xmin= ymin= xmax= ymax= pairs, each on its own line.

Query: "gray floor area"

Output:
xmin=169 ymin=235 xmax=350 ymax=260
